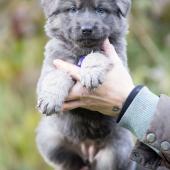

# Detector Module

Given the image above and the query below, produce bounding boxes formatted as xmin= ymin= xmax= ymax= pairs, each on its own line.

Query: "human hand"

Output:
xmin=53 ymin=39 xmax=135 ymax=117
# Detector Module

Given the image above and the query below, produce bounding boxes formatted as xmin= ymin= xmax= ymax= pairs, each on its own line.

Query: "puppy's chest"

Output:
xmin=65 ymin=108 xmax=116 ymax=141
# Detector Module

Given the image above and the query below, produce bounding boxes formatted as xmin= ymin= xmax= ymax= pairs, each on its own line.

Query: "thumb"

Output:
xmin=53 ymin=59 xmax=81 ymax=81
xmin=102 ymin=39 xmax=122 ymax=64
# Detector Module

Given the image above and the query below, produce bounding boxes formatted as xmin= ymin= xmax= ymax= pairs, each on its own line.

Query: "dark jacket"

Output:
xmin=130 ymin=95 xmax=170 ymax=169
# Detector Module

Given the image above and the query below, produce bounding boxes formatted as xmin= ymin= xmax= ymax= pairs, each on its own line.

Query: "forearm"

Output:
xmin=117 ymin=86 xmax=170 ymax=169
xmin=117 ymin=86 xmax=159 ymax=142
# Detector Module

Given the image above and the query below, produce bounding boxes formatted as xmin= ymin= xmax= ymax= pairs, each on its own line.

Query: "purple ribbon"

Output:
xmin=77 ymin=56 xmax=85 ymax=67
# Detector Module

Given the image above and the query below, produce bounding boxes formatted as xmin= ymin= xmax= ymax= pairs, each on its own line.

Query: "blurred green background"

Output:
xmin=0 ymin=0 xmax=170 ymax=170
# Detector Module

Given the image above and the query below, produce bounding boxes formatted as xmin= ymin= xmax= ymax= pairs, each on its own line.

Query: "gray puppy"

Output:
xmin=36 ymin=0 xmax=136 ymax=170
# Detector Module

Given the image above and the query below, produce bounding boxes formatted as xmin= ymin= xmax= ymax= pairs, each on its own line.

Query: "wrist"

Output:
xmin=117 ymin=86 xmax=159 ymax=140
xmin=121 ymin=85 xmax=135 ymax=105
xmin=106 ymin=85 xmax=135 ymax=117
xmin=117 ymin=85 xmax=144 ymax=122
xmin=105 ymin=85 xmax=135 ymax=117
xmin=115 ymin=84 xmax=135 ymax=112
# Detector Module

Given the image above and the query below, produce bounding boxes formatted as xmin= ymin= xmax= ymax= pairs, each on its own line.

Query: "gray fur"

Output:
xmin=36 ymin=0 xmax=136 ymax=170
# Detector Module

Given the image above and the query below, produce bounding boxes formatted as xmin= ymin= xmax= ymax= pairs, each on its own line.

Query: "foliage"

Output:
xmin=0 ymin=0 xmax=170 ymax=169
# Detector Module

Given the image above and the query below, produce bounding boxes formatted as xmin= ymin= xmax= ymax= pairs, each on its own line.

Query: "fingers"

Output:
xmin=102 ymin=39 xmax=122 ymax=64
xmin=62 ymin=100 xmax=83 ymax=112
xmin=62 ymin=83 xmax=89 ymax=111
xmin=53 ymin=59 xmax=81 ymax=81
xmin=66 ymin=82 xmax=90 ymax=101
xmin=65 ymin=83 xmax=84 ymax=101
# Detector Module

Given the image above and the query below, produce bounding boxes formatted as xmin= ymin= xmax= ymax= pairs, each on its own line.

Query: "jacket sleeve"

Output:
xmin=118 ymin=87 xmax=170 ymax=169
xmin=142 ymin=95 xmax=170 ymax=169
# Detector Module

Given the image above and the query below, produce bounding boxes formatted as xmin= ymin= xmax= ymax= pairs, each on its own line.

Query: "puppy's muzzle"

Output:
xmin=81 ymin=25 xmax=94 ymax=37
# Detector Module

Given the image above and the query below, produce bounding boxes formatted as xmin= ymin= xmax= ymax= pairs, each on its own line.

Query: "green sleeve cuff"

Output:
xmin=118 ymin=87 xmax=159 ymax=140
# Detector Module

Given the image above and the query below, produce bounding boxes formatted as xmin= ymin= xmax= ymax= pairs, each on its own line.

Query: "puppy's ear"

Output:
xmin=117 ymin=0 xmax=131 ymax=17
xmin=41 ymin=0 xmax=50 ymax=17
xmin=41 ymin=0 xmax=58 ymax=18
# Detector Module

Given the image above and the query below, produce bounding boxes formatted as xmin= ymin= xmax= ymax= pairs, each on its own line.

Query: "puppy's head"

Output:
xmin=42 ymin=0 xmax=131 ymax=48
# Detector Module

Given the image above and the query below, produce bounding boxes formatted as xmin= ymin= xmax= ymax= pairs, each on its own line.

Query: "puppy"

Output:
xmin=36 ymin=0 xmax=136 ymax=170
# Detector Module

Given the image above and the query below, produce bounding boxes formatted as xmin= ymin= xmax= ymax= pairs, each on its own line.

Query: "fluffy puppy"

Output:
xmin=36 ymin=0 xmax=136 ymax=170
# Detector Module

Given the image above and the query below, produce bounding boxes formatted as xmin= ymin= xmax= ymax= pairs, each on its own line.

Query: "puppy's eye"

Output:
xmin=96 ymin=7 xmax=107 ymax=15
xmin=68 ymin=6 xmax=78 ymax=13
xmin=116 ymin=9 xmax=122 ymax=17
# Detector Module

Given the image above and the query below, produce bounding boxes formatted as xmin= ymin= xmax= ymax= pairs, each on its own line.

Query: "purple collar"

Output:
xmin=77 ymin=56 xmax=85 ymax=67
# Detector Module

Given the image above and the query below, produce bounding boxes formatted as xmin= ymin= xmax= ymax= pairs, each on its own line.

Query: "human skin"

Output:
xmin=53 ymin=39 xmax=135 ymax=117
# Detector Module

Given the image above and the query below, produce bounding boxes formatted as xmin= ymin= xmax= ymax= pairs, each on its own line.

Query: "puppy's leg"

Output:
xmin=80 ymin=52 xmax=112 ymax=89
xmin=36 ymin=116 xmax=87 ymax=170
xmin=111 ymin=129 xmax=137 ymax=170
xmin=50 ymin=146 xmax=86 ymax=170
xmin=91 ymin=145 xmax=116 ymax=170
xmin=37 ymin=68 xmax=74 ymax=115
xmin=91 ymin=145 xmax=136 ymax=170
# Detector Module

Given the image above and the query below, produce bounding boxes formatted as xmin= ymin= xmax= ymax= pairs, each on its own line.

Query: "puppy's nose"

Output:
xmin=81 ymin=26 xmax=93 ymax=36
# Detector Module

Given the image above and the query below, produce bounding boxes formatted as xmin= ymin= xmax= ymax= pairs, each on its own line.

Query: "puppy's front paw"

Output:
xmin=37 ymin=92 xmax=62 ymax=115
xmin=81 ymin=68 xmax=104 ymax=89
xmin=80 ymin=53 xmax=112 ymax=89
